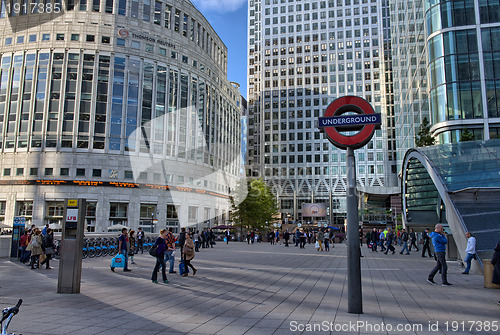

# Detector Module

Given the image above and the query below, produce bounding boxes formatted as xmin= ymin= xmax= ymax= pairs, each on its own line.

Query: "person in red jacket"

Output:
xmin=19 ymin=230 xmax=30 ymax=264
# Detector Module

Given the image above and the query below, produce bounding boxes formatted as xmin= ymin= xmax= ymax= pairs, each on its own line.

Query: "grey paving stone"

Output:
xmin=1 ymin=243 xmax=497 ymax=335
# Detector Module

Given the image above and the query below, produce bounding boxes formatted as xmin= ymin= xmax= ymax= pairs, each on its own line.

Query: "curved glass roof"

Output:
xmin=410 ymin=139 xmax=500 ymax=192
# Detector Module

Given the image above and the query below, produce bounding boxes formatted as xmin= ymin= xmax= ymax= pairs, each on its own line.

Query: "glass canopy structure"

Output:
xmin=402 ymin=140 xmax=500 ymax=261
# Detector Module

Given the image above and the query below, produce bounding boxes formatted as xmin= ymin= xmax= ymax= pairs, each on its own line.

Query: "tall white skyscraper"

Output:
xmin=247 ymin=0 xmax=399 ymax=223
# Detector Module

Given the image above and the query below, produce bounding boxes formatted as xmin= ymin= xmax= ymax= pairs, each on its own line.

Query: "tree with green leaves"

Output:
xmin=460 ymin=128 xmax=474 ymax=142
xmin=231 ymin=178 xmax=279 ymax=231
xmin=415 ymin=117 xmax=436 ymax=147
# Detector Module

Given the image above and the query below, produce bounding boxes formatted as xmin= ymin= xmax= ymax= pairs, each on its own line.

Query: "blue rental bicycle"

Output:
xmin=1 ymin=299 xmax=22 ymax=335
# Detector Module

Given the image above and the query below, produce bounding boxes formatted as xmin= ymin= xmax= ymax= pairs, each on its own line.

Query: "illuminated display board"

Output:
xmin=2 ymin=179 xmax=229 ymax=199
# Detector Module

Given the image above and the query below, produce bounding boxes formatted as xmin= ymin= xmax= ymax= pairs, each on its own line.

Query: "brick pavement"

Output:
xmin=1 ymin=241 xmax=499 ymax=335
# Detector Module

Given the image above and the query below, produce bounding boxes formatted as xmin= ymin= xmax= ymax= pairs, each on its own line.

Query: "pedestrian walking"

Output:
xmin=384 ymin=228 xmax=395 ymax=254
xmin=462 ymin=232 xmax=476 ymax=274
xmin=409 ymin=228 xmax=419 ymax=252
xmin=136 ymin=227 xmax=145 ymax=254
xmin=316 ymin=229 xmax=324 ymax=252
xmin=284 ymin=230 xmax=290 ymax=247
xmin=193 ymin=230 xmax=200 ymax=252
xmin=182 ymin=234 xmax=197 ymax=277
xmin=27 ymin=228 xmax=42 ymax=269
xmin=40 ymin=228 xmax=56 ymax=269
xmin=225 ymin=229 xmax=231 ymax=244
xmin=165 ymin=228 xmax=176 ymax=274
xmin=379 ymin=229 xmax=386 ymax=251
xmin=113 ymin=228 xmax=131 ymax=272
xmin=151 ymin=229 xmax=168 ymax=284
xmin=427 ymin=224 xmax=452 ymax=286
xmin=370 ymin=228 xmax=379 ymax=252
xmin=299 ymin=229 xmax=306 ymax=249
xmin=421 ymin=228 xmax=433 ymax=258
xmin=19 ymin=230 xmax=30 ymax=263
xmin=399 ymin=229 xmax=410 ymax=255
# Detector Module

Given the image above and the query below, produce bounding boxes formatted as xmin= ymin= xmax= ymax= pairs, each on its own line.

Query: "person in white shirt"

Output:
xmin=462 ymin=232 xmax=476 ymax=274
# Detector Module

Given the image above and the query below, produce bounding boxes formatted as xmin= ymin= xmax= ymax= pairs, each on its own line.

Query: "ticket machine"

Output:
xmin=57 ymin=199 xmax=85 ymax=294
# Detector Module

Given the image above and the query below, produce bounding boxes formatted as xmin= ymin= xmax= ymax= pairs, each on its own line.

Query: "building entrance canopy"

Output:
xmin=402 ymin=140 xmax=500 ymax=259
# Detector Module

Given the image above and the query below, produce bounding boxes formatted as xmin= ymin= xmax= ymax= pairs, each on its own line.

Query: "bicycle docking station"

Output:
xmin=57 ymin=199 xmax=86 ymax=294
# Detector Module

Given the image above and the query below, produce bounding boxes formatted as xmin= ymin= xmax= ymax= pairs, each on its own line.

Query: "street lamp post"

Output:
xmin=151 ymin=213 xmax=154 ymax=234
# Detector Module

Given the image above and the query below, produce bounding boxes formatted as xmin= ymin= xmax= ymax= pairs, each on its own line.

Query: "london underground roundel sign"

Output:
xmin=318 ymin=96 xmax=381 ymax=150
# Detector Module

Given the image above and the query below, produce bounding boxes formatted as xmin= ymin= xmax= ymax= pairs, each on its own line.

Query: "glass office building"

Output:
xmin=0 ymin=0 xmax=242 ymax=231
xmin=247 ymin=0 xmax=399 ymax=224
xmin=393 ymin=0 xmax=500 ymax=170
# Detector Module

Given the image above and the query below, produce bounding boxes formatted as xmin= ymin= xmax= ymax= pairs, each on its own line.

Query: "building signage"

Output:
xmin=117 ymin=28 xmax=176 ymax=49
xmin=319 ymin=114 xmax=381 ymax=127
xmin=318 ymin=96 xmax=381 ymax=150
xmin=66 ymin=208 xmax=79 ymax=223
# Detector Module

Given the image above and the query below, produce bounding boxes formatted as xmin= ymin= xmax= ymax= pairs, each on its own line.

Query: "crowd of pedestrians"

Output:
xmin=111 ymin=226 xmax=216 ymax=284
xmin=18 ymin=223 xmax=56 ymax=270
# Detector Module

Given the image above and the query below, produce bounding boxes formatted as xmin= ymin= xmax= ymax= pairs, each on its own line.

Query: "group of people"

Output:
xmin=265 ymin=228 xmax=336 ymax=251
xmin=19 ymin=223 xmax=56 ymax=269
xmin=111 ymin=227 xmax=209 ymax=284
xmin=365 ymin=227 xmax=433 ymax=257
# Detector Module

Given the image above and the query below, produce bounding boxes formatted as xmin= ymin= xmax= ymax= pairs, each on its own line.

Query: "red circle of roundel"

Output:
xmin=324 ymin=96 xmax=375 ymax=149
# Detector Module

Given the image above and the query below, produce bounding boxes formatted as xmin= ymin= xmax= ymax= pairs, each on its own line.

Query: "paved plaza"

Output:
xmin=1 ymin=240 xmax=499 ymax=335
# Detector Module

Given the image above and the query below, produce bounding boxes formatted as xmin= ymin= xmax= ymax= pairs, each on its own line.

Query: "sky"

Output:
xmin=191 ymin=0 xmax=248 ymax=99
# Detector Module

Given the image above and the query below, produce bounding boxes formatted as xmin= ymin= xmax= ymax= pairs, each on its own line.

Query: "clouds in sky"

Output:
xmin=191 ymin=0 xmax=246 ymax=13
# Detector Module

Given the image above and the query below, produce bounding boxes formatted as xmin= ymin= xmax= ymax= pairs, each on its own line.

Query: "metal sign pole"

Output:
xmin=346 ymin=147 xmax=362 ymax=314
xmin=319 ymin=96 xmax=380 ymax=315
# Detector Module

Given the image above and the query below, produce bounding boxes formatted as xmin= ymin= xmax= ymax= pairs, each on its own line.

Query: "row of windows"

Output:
xmin=262 ymin=32 xmax=380 ymax=46
xmin=1 ymin=200 xmax=222 ymax=228
xmin=262 ymin=0 xmax=377 ymax=12
xmin=263 ymin=40 xmax=377 ymax=56
xmin=0 ymin=0 xmax=227 ymax=72
xmin=263 ymin=19 xmax=378 ymax=35
xmin=264 ymin=6 xmax=377 ymax=26
xmin=4 ymin=33 xmax=111 ymax=46
xmin=3 ymin=33 xmax=203 ymax=71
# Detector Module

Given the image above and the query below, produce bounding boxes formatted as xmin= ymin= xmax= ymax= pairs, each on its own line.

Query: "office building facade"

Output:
xmin=247 ymin=0 xmax=399 ymax=224
xmin=392 ymin=0 xmax=500 ymax=170
xmin=0 ymin=0 xmax=242 ymax=231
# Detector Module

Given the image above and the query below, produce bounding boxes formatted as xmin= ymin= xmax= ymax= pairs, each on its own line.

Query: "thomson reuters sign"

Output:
xmin=118 ymin=28 xmax=129 ymax=38
xmin=116 ymin=28 xmax=176 ymax=49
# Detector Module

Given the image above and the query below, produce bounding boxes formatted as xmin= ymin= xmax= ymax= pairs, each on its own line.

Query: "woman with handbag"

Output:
xmin=27 ymin=228 xmax=43 ymax=269
xmin=41 ymin=228 xmax=55 ymax=269
xmin=182 ymin=234 xmax=197 ymax=277
xmin=151 ymin=229 xmax=168 ymax=284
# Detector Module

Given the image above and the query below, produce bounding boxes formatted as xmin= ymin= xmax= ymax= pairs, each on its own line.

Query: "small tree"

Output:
xmin=231 ymin=178 xmax=279 ymax=231
xmin=460 ymin=128 xmax=474 ymax=142
xmin=415 ymin=117 xmax=436 ymax=147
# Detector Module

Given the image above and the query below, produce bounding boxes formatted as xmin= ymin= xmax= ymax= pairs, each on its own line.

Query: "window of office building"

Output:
xmin=45 ymin=201 xmax=64 ymax=225
xmin=85 ymin=202 xmax=97 ymax=232
xmin=109 ymin=202 xmax=128 ymax=226
xmin=140 ymin=204 xmax=157 ymax=232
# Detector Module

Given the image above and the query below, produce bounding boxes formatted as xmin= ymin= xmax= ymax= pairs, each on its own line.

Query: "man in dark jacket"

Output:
xmin=284 ymin=230 xmax=290 ymax=247
xmin=370 ymin=228 xmax=379 ymax=252
xmin=384 ymin=228 xmax=395 ymax=254
xmin=409 ymin=228 xmax=419 ymax=252
xmin=178 ymin=228 xmax=186 ymax=258
xmin=399 ymin=229 xmax=410 ymax=255
xmin=421 ymin=228 xmax=433 ymax=258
